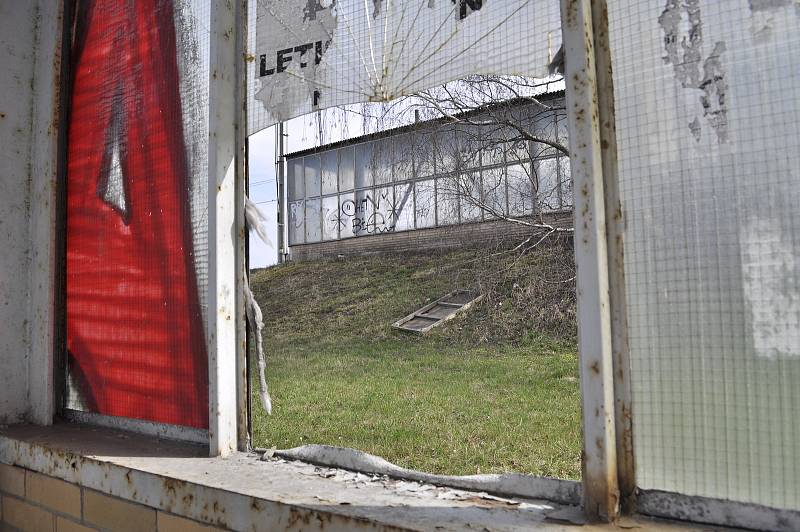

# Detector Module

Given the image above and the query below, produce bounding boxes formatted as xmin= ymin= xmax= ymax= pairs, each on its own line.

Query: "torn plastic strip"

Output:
xmin=245 ymin=197 xmax=273 ymax=415
xmin=263 ymin=444 xmax=582 ymax=506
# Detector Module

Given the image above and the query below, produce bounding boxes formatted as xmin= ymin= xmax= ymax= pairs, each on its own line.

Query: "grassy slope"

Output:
xmin=249 ymin=245 xmax=581 ymax=479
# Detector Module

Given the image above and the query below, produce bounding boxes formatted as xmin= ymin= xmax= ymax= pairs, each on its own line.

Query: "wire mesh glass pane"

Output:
xmin=610 ymin=0 xmax=800 ymax=510
xmin=65 ymin=0 xmax=210 ymax=428
xmin=247 ymin=0 xmax=562 ymax=134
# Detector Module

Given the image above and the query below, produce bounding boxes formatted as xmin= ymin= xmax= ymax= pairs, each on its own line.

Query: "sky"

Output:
xmin=247 ymin=109 xmax=367 ymax=269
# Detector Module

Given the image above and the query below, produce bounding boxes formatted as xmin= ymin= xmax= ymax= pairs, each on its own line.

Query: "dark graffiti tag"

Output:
xmin=332 ymin=189 xmax=413 ymax=236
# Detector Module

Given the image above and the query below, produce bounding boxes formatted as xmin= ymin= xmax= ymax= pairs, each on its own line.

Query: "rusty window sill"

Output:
xmin=0 ymin=422 xmax=718 ymax=531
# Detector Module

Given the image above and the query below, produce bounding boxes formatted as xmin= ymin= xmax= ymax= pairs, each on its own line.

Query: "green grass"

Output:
xmin=249 ymin=244 xmax=581 ymax=479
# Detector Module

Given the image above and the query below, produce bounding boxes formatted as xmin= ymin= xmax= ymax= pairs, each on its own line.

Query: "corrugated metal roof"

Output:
xmin=284 ymin=90 xmax=565 ymax=159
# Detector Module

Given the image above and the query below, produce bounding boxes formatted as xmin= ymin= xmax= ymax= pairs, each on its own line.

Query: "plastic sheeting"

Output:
xmin=66 ymin=0 xmax=210 ymax=429
xmin=247 ymin=0 xmax=562 ymax=134
xmin=609 ymin=0 xmax=800 ymax=510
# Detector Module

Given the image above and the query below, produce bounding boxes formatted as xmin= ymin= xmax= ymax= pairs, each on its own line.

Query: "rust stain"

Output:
xmin=163 ymin=476 xmax=187 ymax=497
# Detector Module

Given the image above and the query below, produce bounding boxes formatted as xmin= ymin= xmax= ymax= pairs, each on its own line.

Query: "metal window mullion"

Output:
xmin=412 ymin=134 xmax=418 ymax=230
xmin=236 ymin=1 xmax=250 ymax=451
xmin=590 ymin=0 xmax=635 ymax=510
xmin=560 ymin=0 xmax=620 ymax=521
xmin=207 ymin=0 xmax=243 ymax=457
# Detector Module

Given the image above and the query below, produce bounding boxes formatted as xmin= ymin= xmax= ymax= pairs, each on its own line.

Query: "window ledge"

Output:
xmin=0 ymin=422 xmax=707 ymax=531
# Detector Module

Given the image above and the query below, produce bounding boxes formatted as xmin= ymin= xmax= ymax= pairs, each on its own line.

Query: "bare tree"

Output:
xmin=388 ymin=75 xmax=573 ymax=252
xmin=299 ymin=74 xmax=573 ymax=254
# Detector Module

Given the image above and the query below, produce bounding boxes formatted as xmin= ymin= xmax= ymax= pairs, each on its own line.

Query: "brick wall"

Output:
xmin=0 ymin=463 xmax=222 ymax=532
xmin=290 ymin=212 xmax=573 ymax=261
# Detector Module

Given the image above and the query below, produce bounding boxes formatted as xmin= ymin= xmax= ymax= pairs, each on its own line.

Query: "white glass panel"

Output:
xmin=304 ymin=198 xmax=321 ymax=242
xmin=371 ymin=186 xmax=394 ymax=234
xmin=393 ymin=183 xmax=414 ymax=231
xmin=432 ymin=128 xmax=457 ymax=175
xmin=532 ymin=109 xmax=558 ymax=158
xmin=482 ymin=167 xmax=506 ymax=218
xmin=321 ymin=151 xmax=338 ymax=195
xmin=393 ymin=134 xmax=413 ymax=182
xmin=455 ymin=125 xmax=481 ymax=170
xmin=480 ymin=140 xmax=506 ymax=167
xmin=459 ymin=172 xmax=482 ymax=222
xmin=338 ymin=191 xmax=356 ymax=238
xmin=352 ymin=188 xmax=373 ymax=236
xmin=505 ymin=136 xmax=530 ymax=165
xmin=338 ymin=146 xmax=355 ymax=192
xmin=414 ymin=132 xmax=435 ymax=178
xmin=304 ymin=155 xmax=321 ymax=197
xmin=507 ymin=163 xmax=533 ymax=216
xmin=436 ymin=177 xmax=459 ymax=225
xmin=373 ymin=142 xmax=392 ymax=185
xmin=536 ymin=157 xmax=560 ymax=212
xmin=321 ymin=195 xmax=339 ymax=241
xmin=355 ymin=142 xmax=373 ymax=188
xmin=415 ymin=179 xmax=435 ymax=228
xmin=558 ymin=156 xmax=572 ymax=209
xmin=287 ymin=158 xmax=304 ymax=201
xmin=555 ymin=109 xmax=568 ymax=150
xmin=288 ymin=199 xmax=304 ymax=245
xmin=610 ymin=0 xmax=800 ymax=509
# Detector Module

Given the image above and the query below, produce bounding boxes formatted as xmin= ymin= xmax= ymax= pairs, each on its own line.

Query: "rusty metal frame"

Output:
xmin=53 ymin=0 xmax=76 ymax=420
xmin=63 ymin=408 xmax=208 ymax=445
xmin=26 ymin=0 xmax=71 ymax=426
xmin=236 ymin=0 xmax=251 ymax=453
xmin=638 ymin=490 xmax=800 ymax=532
xmin=207 ymin=0 xmax=247 ymax=457
xmin=590 ymin=0 xmax=636 ymax=514
xmin=559 ymin=0 xmax=620 ymax=521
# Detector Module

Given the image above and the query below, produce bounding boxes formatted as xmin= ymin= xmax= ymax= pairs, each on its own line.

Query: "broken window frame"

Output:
xmin=27 ymin=1 xmax=800 ymax=529
xmin=47 ymin=0 xmax=249 ymax=456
